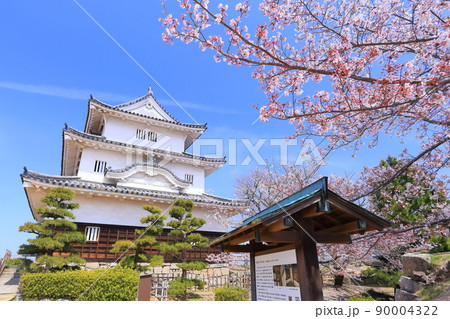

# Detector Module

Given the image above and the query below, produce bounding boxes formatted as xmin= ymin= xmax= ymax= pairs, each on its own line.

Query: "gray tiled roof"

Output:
xmin=89 ymin=94 xmax=207 ymax=129
xmin=22 ymin=168 xmax=248 ymax=208
xmin=64 ymin=125 xmax=226 ymax=164
xmin=115 ymin=89 xmax=179 ymax=123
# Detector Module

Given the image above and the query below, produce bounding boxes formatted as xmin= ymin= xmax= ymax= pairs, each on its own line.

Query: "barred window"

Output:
xmin=93 ymin=160 xmax=107 ymax=173
xmin=148 ymin=131 xmax=158 ymax=142
xmin=136 ymin=129 xmax=157 ymax=142
xmin=185 ymin=174 xmax=194 ymax=184
xmin=85 ymin=227 xmax=100 ymax=242
xmin=136 ymin=129 xmax=145 ymax=139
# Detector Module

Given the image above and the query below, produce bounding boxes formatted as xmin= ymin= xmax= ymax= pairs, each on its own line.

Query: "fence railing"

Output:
xmin=151 ymin=271 xmax=251 ymax=301
xmin=0 ymin=250 xmax=12 ymax=277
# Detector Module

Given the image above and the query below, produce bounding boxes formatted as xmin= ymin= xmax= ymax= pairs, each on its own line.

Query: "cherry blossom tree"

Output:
xmin=233 ymin=161 xmax=448 ymax=265
xmin=337 ymin=155 xmax=450 ymax=265
xmin=161 ymin=0 xmax=449 ymax=196
xmin=235 ymin=162 xmax=361 ymax=215
xmin=235 ymin=163 xmax=322 ymax=218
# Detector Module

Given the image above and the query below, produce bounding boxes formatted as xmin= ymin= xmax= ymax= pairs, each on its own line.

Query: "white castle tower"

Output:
xmin=21 ymin=89 xmax=247 ymax=261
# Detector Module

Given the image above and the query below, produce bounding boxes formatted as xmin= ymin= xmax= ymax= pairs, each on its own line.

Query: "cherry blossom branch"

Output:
xmin=353 ymin=37 xmax=439 ymax=48
xmin=192 ymin=0 xmax=289 ymax=67
xmin=162 ymin=0 xmax=449 ymax=189
xmin=352 ymin=136 xmax=450 ymax=200
xmin=353 ymin=217 xmax=450 ymax=242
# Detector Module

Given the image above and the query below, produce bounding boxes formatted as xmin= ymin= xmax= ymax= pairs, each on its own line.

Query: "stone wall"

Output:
xmin=144 ymin=263 xmax=232 ymax=277
xmin=394 ymin=253 xmax=450 ymax=301
xmin=83 ymin=261 xmax=249 ymax=285
xmin=395 ymin=253 xmax=431 ymax=301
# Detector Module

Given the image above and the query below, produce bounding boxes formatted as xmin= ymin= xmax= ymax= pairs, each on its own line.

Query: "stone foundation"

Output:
xmin=82 ymin=261 xmax=248 ymax=279
xmin=142 ymin=263 xmax=232 ymax=277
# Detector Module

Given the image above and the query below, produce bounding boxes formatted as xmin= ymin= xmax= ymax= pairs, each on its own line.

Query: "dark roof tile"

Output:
xmin=89 ymin=95 xmax=207 ymax=129
xmin=22 ymin=169 xmax=248 ymax=208
xmin=64 ymin=125 xmax=226 ymax=164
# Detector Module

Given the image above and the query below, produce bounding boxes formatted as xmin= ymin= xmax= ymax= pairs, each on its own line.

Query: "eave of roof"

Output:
xmin=242 ymin=177 xmax=327 ymax=225
xmin=209 ymin=177 xmax=391 ymax=247
xmin=22 ymin=168 xmax=249 ymax=208
xmin=64 ymin=125 xmax=226 ymax=165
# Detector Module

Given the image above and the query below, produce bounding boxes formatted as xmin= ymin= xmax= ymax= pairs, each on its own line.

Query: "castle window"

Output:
xmin=136 ymin=129 xmax=145 ymax=140
xmin=93 ymin=160 xmax=107 ymax=173
xmin=136 ymin=129 xmax=158 ymax=142
xmin=185 ymin=174 xmax=194 ymax=184
xmin=148 ymin=131 xmax=158 ymax=142
xmin=85 ymin=227 xmax=100 ymax=242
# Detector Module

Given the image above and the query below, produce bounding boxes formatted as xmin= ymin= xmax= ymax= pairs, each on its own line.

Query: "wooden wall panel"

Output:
xmin=70 ymin=223 xmax=222 ymax=262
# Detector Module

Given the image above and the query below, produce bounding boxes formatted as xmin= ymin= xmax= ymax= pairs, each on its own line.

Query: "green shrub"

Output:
xmin=361 ymin=267 xmax=403 ymax=287
xmin=430 ymin=253 xmax=450 ymax=268
xmin=214 ymin=286 xmax=249 ymax=301
xmin=176 ymin=261 xmax=208 ymax=271
xmin=419 ymin=282 xmax=448 ymax=300
xmin=19 ymin=266 xmax=139 ymax=301
xmin=167 ymin=278 xmax=206 ymax=300
xmin=347 ymin=289 xmax=393 ymax=301
xmin=429 ymin=236 xmax=450 ymax=253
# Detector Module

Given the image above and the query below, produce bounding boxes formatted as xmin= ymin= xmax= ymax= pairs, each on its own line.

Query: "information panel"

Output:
xmin=255 ymin=249 xmax=301 ymax=301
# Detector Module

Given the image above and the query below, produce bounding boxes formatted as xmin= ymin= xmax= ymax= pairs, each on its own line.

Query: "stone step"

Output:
xmin=2 ymin=269 xmax=18 ymax=273
xmin=0 ymin=293 xmax=17 ymax=301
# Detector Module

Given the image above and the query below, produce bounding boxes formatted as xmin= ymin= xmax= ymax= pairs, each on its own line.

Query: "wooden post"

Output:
xmin=249 ymin=240 xmax=257 ymax=301
xmin=295 ymin=231 xmax=324 ymax=301
xmin=137 ymin=274 xmax=152 ymax=301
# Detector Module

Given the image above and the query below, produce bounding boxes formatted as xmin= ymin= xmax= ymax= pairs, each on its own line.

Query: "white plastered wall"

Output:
xmin=77 ymin=147 xmax=127 ymax=182
xmin=77 ymin=146 xmax=206 ymax=193
xmin=164 ymin=162 xmax=205 ymax=194
xmin=102 ymin=116 xmax=187 ymax=153
xmin=73 ymin=194 xmax=227 ymax=233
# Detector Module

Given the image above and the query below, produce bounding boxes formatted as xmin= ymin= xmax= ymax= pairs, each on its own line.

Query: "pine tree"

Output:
xmin=18 ymin=187 xmax=86 ymax=272
xmin=110 ymin=205 xmax=166 ymax=271
xmin=159 ymin=198 xmax=209 ymax=300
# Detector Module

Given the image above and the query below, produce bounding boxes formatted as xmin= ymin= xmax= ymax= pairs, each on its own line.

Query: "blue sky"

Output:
xmin=0 ymin=0 xmax=428 ymax=256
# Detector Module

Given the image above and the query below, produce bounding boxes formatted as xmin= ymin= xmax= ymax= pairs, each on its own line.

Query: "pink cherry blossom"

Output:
xmin=161 ymin=0 xmax=449 ymax=190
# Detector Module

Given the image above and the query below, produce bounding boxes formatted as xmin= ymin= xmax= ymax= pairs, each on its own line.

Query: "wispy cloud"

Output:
xmin=0 ymin=81 xmax=240 ymax=115
xmin=159 ymin=99 xmax=239 ymax=115
xmin=0 ymin=81 xmax=133 ymax=103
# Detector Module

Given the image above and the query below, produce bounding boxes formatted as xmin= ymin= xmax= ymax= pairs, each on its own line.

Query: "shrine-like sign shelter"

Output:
xmin=209 ymin=177 xmax=390 ymax=301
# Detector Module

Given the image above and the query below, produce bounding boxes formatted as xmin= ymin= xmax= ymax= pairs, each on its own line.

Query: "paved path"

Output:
xmin=0 ymin=271 xmax=20 ymax=301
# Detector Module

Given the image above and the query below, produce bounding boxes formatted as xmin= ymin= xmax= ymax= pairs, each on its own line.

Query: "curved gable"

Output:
xmin=115 ymin=88 xmax=176 ymax=122
xmin=105 ymin=163 xmax=191 ymax=191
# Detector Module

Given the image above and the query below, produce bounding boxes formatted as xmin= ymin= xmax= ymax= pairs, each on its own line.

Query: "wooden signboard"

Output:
xmin=254 ymin=249 xmax=301 ymax=301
